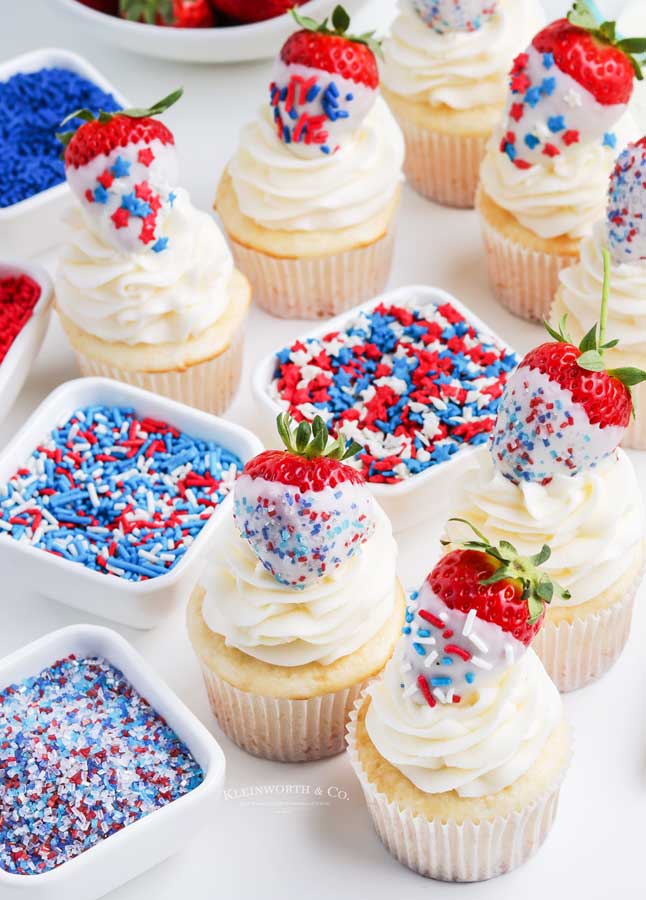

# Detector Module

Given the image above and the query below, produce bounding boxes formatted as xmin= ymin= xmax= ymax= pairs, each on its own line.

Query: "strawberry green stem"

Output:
xmin=599 ymin=247 xmax=611 ymax=351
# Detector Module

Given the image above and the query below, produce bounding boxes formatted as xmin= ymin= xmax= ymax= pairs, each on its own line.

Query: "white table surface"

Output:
xmin=1 ymin=1 xmax=645 ymax=898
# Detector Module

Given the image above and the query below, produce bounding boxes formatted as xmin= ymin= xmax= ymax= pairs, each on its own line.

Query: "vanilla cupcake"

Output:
xmin=478 ymin=11 xmax=642 ymax=321
xmin=55 ymin=90 xmax=250 ymax=414
xmin=553 ymin=138 xmax=646 ymax=447
xmin=380 ymin=0 xmax=543 ymax=208
xmin=348 ymin=526 xmax=570 ymax=881
xmin=187 ymin=414 xmax=405 ymax=761
xmin=215 ymin=7 xmax=404 ymax=319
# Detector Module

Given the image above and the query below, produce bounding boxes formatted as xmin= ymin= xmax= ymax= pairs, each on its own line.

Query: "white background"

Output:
xmin=1 ymin=1 xmax=645 ymax=898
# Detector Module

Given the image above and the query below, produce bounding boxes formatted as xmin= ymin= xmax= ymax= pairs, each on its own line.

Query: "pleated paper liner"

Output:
xmin=72 ymin=322 xmax=244 ymax=416
xmin=200 ymin=661 xmax=368 ymax=762
xmin=228 ymin=228 xmax=395 ymax=320
xmin=346 ymin=701 xmax=570 ymax=882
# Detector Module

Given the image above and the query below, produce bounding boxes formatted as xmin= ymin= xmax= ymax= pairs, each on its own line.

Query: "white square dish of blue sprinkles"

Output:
xmin=0 ymin=378 xmax=263 ymax=628
xmin=254 ymin=286 xmax=518 ymax=531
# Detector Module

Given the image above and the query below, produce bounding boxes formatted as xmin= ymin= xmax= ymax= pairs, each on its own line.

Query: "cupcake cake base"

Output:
xmin=347 ymin=696 xmax=571 ymax=882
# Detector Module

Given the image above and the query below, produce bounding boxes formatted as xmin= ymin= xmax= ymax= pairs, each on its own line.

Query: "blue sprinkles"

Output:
xmin=0 ymin=67 xmax=121 ymax=208
xmin=0 ymin=655 xmax=203 ymax=876
xmin=0 ymin=405 xmax=241 ymax=581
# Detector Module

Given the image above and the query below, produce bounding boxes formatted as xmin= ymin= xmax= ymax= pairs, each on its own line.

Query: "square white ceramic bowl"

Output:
xmin=0 ymin=49 xmax=128 ymax=259
xmin=0 ymin=377 xmax=263 ymax=629
xmin=252 ymin=285 xmax=518 ymax=533
xmin=0 ymin=259 xmax=53 ymax=423
xmin=0 ymin=624 xmax=225 ymax=900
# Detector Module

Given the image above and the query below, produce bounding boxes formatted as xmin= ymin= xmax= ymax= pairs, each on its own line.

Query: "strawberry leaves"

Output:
xmin=567 ymin=0 xmax=646 ymax=80
xmin=276 ymin=412 xmax=362 ymax=461
xmin=291 ymin=4 xmax=382 ymax=58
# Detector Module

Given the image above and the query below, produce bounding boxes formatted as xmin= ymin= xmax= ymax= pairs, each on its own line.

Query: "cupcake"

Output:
xmin=478 ymin=7 xmax=643 ymax=321
xmin=215 ymin=6 xmax=404 ymax=319
xmin=553 ymin=137 xmax=646 ymax=448
xmin=348 ymin=523 xmax=570 ymax=882
xmin=187 ymin=414 xmax=406 ymax=762
xmin=380 ymin=0 xmax=543 ymax=208
xmin=446 ymin=264 xmax=646 ymax=691
xmin=55 ymin=89 xmax=251 ymax=415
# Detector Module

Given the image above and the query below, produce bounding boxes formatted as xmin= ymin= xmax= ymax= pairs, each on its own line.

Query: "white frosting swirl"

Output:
xmin=200 ymin=504 xmax=398 ymax=666
xmin=56 ymin=189 xmax=233 ymax=345
xmin=366 ymin=644 xmax=561 ymax=798
xmin=228 ymin=96 xmax=404 ymax=232
xmin=480 ymin=116 xmax=638 ymax=240
xmin=447 ymin=449 xmax=644 ymax=607
xmin=381 ymin=0 xmax=543 ymax=110
xmin=558 ymin=222 xmax=646 ymax=355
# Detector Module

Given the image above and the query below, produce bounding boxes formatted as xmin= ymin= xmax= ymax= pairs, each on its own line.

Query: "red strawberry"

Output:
xmin=76 ymin=0 xmax=119 ymax=13
xmin=281 ymin=6 xmax=380 ymax=89
xmin=119 ymin=0 xmax=215 ymax=26
xmin=400 ymin=521 xmax=567 ymax=708
xmin=211 ymin=0 xmax=306 ymax=25
xmin=233 ymin=413 xmax=375 ymax=588
xmin=491 ymin=248 xmax=646 ymax=484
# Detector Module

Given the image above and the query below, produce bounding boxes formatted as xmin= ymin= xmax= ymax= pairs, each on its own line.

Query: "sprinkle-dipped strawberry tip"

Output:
xmin=270 ymin=5 xmax=381 ymax=158
xmin=412 ymin=1 xmax=498 ymax=35
xmin=56 ymin=88 xmax=183 ymax=256
xmin=491 ymin=249 xmax=646 ymax=485
xmin=401 ymin=520 xmax=567 ymax=709
xmin=607 ymin=136 xmax=646 ymax=264
xmin=233 ymin=413 xmax=376 ymax=589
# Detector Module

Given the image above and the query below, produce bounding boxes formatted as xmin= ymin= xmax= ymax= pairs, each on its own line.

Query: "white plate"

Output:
xmin=0 ymin=378 xmax=263 ymax=629
xmin=0 ymin=49 xmax=129 ymax=260
xmin=0 ymin=260 xmax=53 ymax=424
xmin=0 ymin=624 xmax=225 ymax=900
xmin=52 ymin=0 xmax=372 ymax=63
xmin=252 ymin=285 xmax=518 ymax=533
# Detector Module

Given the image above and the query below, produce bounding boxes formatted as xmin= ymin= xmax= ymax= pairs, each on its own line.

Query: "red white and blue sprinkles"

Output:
xmin=0 ymin=405 xmax=241 ymax=581
xmin=0 ymin=655 xmax=203 ymax=876
xmin=412 ymin=0 xmax=498 ymax=34
xmin=607 ymin=136 xmax=646 ymax=265
xmin=268 ymin=300 xmax=518 ymax=483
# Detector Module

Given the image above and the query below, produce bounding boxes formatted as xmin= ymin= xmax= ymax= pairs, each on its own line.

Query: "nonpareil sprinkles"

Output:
xmin=0 ymin=67 xmax=120 ymax=208
xmin=0 ymin=274 xmax=42 ymax=365
xmin=0 ymin=405 xmax=241 ymax=580
xmin=269 ymin=299 xmax=518 ymax=483
xmin=0 ymin=655 xmax=203 ymax=876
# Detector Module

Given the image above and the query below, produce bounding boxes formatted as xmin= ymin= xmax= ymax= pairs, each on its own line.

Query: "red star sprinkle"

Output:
xmin=85 ymin=189 xmax=94 ymax=203
xmin=138 ymin=148 xmax=155 ymax=166
xmin=543 ymin=143 xmax=560 ymax=157
xmin=111 ymin=207 xmax=130 ymax=229
xmin=562 ymin=129 xmax=580 ymax=146
xmin=97 ymin=169 xmax=114 ymax=189
xmin=510 ymin=103 xmax=524 ymax=122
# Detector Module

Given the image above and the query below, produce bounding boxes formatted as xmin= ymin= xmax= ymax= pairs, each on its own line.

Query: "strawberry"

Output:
xmin=210 ymin=0 xmax=306 ymax=25
xmin=499 ymin=1 xmax=646 ymax=170
xmin=607 ymin=137 xmax=646 ymax=264
xmin=400 ymin=520 xmax=568 ymax=708
xmin=57 ymin=89 xmax=182 ymax=255
xmin=491 ymin=249 xmax=646 ymax=485
xmin=270 ymin=6 xmax=381 ymax=157
xmin=119 ymin=0 xmax=215 ymax=27
xmin=412 ymin=0 xmax=498 ymax=35
xmin=76 ymin=0 xmax=119 ymax=13
xmin=233 ymin=413 xmax=375 ymax=588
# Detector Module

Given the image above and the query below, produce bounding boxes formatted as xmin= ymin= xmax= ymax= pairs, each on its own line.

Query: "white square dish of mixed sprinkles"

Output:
xmin=254 ymin=286 xmax=518 ymax=529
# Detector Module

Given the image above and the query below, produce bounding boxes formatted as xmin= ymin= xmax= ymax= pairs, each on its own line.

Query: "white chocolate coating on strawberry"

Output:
xmin=412 ymin=0 xmax=498 ymax=34
xmin=607 ymin=138 xmax=646 ymax=265
xmin=233 ymin=474 xmax=376 ymax=588
xmin=490 ymin=364 xmax=624 ymax=484
xmin=269 ymin=60 xmax=377 ymax=158
xmin=66 ymin=139 xmax=179 ymax=255
xmin=399 ymin=580 xmax=526 ymax=707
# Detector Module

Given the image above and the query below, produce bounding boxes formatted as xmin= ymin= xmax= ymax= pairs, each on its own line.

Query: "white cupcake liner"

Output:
xmin=478 ymin=203 xmax=577 ymax=322
xmin=622 ymin=382 xmax=646 ymax=450
xmin=200 ymin=662 xmax=370 ymax=762
xmin=346 ymin=702 xmax=569 ymax=882
xmin=228 ymin=229 xmax=395 ymax=320
xmin=396 ymin=115 xmax=487 ymax=209
xmin=72 ymin=324 xmax=244 ymax=416
xmin=532 ymin=575 xmax=641 ymax=693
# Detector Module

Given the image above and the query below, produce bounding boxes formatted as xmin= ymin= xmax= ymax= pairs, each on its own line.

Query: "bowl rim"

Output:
xmin=0 ymin=259 xmax=54 ymax=388
xmin=252 ymin=284 xmax=518 ymax=499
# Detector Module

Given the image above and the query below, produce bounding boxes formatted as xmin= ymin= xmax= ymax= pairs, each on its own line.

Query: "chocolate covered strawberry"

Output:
xmin=401 ymin=520 xmax=568 ymax=707
xmin=500 ymin=1 xmax=646 ymax=169
xmin=412 ymin=0 xmax=498 ymax=34
xmin=119 ymin=0 xmax=215 ymax=27
xmin=491 ymin=249 xmax=646 ymax=484
xmin=270 ymin=5 xmax=381 ymax=157
xmin=211 ymin=0 xmax=305 ymax=24
xmin=607 ymin=136 xmax=646 ymax=264
xmin=57 ymin=89 xmax=182 ymax=254
xmin=233 ymin=413 xmax=375 ymax=588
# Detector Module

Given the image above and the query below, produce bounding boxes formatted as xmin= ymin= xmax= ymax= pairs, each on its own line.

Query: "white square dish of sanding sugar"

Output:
xmin=0 ymin=378 xmax=263 ymax=629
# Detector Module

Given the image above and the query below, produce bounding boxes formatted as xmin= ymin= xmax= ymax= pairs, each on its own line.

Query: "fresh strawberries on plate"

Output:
xmin=491 ymin=249 xmax=646 ymax=484
xmin=233 ymin=413 xmax=376 ymax=588
xmin=211 ymin=0 xmax=306 ymax=24
xmin=119 ymin=0 xmax=215 ymax=27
